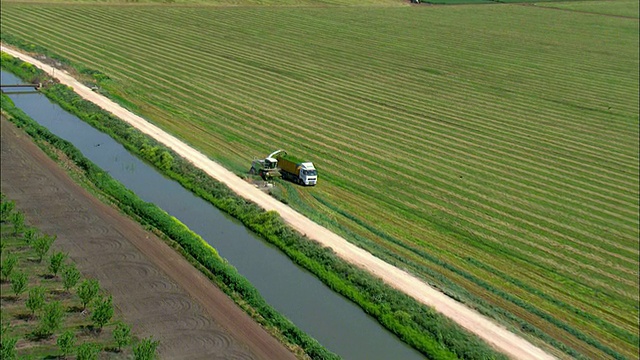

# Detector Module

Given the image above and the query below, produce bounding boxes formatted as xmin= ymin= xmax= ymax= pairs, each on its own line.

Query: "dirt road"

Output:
xmin=0 ymin=118 xmax=297 ymax=360
xmin=1 ymin=45 xmax=556 ymax=360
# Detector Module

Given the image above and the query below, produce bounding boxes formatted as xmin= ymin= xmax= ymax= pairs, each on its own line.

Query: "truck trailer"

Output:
xmin=276 ymin=153 xmax=318 ymax=186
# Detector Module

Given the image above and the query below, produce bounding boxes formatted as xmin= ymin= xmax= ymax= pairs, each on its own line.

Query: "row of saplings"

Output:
xmin=0 ymin=197 xmax=159 ymax=359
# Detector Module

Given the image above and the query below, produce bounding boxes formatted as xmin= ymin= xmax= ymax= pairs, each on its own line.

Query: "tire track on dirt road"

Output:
xmin=1 ymin=45 xmax=556 ymax=360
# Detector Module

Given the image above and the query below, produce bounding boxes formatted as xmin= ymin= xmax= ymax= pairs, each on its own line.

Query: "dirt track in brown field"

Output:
xmin=1 ymin=45 xmax=557 ymax=360
xmin=0 ymin=118 xmax=298 ymax=360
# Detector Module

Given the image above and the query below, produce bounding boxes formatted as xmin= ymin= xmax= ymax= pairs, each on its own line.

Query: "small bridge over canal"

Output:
xmin=1 ymin=83 xmax=42 ymax=90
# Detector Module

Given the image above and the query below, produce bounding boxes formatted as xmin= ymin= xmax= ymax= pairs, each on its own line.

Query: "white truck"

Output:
xmin=276 ymin=153 xmax=318 ymax=186
xmin=250 ymin=150 xmax=318 ymax=186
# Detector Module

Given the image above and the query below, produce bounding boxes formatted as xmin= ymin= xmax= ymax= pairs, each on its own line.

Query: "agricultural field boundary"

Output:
xmin=1 ymin=45 xmax=556 ymax=360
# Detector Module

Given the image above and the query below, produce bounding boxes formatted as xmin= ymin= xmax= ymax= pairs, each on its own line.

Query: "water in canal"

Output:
xmin=1 ymin=70 xmax=424 ymax=360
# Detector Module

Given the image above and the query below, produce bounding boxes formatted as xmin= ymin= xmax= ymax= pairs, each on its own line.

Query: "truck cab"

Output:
xmin=299 ymin=162 xmax=318 ymax=186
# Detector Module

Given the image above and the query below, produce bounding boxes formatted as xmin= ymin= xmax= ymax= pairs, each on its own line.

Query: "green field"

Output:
xmin=536 ymin=0 xmax=639 ymax=17
xmin=2 ymin=0 xmax=406 ymax=5
xmin=1 ymin=1 xmax=638 ymax=359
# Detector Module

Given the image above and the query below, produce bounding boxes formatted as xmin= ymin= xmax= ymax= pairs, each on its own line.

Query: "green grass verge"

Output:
xmin=2 ymin=55 xmax=508 ymax=359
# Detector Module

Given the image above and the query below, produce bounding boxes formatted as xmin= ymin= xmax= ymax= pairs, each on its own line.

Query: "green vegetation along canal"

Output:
xmin=1 ymin=70 xmax=425 ymax=360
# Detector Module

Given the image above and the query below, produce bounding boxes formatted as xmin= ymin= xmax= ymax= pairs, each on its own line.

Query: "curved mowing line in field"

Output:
xmin=31 ymin=30 xmax=640 ymax=282
xmin=192 ymin=7 xmax=636 ymax=121
xmin=340 ymin=188 xmax=639 ymax=312
xmin=26 ymin=21 xmax=640 ymax=268
xmin=358 ymin=172 xmax=639 ymax=292
xmin=37 ymin=17 xmax=636 ymax=228
xmin=191 ymin=8 xmax=640 ymax=121
xmin=10 ymin=49 xmax=636 ymax=360
xmin=330 ymin=190 xmax=635 ymax=344
xmin=28 ymin=25 xmax=640 ymax=306
xmin=336 ymin=200 xmax=635 ymax=344
xmin=77 ymin=9 xmax=636 ymax=195
xmin=324 ymin=191 xmax=640 ymax=358
xmin=342 ymin=187 xmax=637 ymax=294
xmin=214 ymin=14 xmax=636 ymax=119
xmin=11 ymin=6 xmax=640 ymax=211
xmin=16 ymin=5 xmax=640 ymax=173
xmin=141 ymin=23 xmax=640 ymax=175
xmin=325 ymin=192 xmax=640 ymax=356
xmin=463 ymin=256 xmax=640 ymax=344
xmin=41 ymin=47 xmax=640 ymax=304
xmin=52 ymin=39 xmax=636 ymax=264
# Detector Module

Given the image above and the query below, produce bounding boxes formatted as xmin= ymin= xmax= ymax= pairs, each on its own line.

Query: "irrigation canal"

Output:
xmin=1 ymin=70 xmax=425 ymax=360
